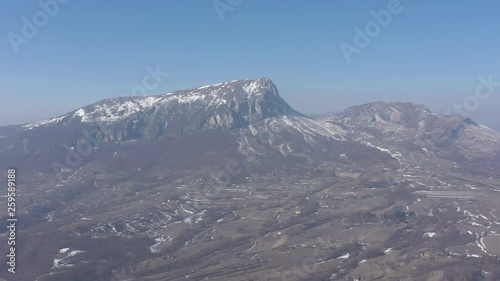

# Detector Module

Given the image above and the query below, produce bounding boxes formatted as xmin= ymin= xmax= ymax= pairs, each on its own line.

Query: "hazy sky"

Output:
xmin=1 ymin=0 xmax=499 ymax=129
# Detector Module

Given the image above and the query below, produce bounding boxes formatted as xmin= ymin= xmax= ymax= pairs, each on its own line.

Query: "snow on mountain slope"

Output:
xmin=326 ymin=102 xmax=433 ymax=142
xmin=237 ymin=116 xmax=348 ymax=158
xmin=21 ymin=96 xmax=164 ymax=130
xmin=5 ymin=80 xmax=499 ymax=178
xmin=326 ymin=102 xmax=500 ymax=164
xmin=71 ymin=96 xmax=164 ymax=123
xmin=451 ymin=120 xmax=500 ymax=159
xmin=20 ymin=78 xmax=300 ymax=133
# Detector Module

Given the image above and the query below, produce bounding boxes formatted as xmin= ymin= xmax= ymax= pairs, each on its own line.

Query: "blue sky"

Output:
xmin=1 ymin=0 xmax=499 ymax=129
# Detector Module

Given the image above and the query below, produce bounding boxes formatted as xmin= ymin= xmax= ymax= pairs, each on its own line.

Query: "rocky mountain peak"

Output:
xmin=13 ymin=78 xmax=303 ymax=146
xmin=19 ymin=78 xmax=299 ymax=130
xmin=184 ymin=77 xmax=280 ymax=99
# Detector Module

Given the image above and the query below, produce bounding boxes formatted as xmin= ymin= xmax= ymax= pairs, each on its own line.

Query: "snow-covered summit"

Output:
xmin=190 ymin=77 xmax=279 ymax=97
xmin=21 ymin=77 xmax=300 ymax=134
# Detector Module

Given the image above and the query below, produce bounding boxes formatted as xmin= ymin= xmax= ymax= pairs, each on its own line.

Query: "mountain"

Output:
xmin=1 ymin=80 xmax=499 ymax=179
xmin=324 ymin=101 xmax=500 ymax=177
xmin=2 ymin=79 xmax=500 ymax=281
xmin=0 ymin=78 xmax=394 ymax=176
xmin=18 ymin=77 xmax=302 ymax=138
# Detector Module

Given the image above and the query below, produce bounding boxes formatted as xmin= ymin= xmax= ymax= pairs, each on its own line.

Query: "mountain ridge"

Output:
xmin=3 ymin=79 xmax=500 ymax=281
xmin=17 ymin=77 xmax=301 ymax=131
xmin=1 ymin=78 xmax=499 ymax=179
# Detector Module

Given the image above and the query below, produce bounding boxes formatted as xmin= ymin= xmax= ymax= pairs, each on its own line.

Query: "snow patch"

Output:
xmin=337 ymin=253 xmax=350 ymax=259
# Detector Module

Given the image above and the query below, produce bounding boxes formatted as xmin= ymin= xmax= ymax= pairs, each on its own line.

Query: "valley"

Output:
xmin=0 ymin=78 xmax=499 ymax=281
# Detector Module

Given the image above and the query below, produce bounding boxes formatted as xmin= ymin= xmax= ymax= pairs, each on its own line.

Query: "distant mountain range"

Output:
xmin=3 ymin=78 xmax=500 ymax=281
xmin=0 ymin=77 xmax=499 ymax=179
